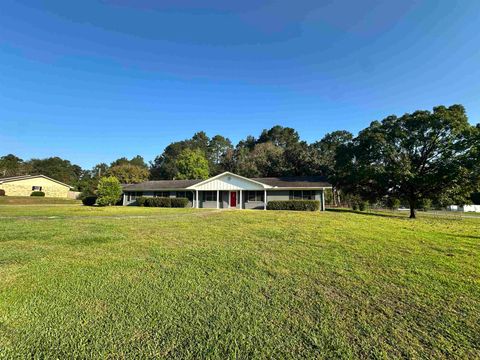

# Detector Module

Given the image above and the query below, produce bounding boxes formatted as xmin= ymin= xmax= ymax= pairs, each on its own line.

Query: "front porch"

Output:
xmin=193 ymin=189 xmax=267 ymax=210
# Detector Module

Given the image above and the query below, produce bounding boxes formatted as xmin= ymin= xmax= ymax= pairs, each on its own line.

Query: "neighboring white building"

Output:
xmin=447 ymin=205 xmax=480 ymax=213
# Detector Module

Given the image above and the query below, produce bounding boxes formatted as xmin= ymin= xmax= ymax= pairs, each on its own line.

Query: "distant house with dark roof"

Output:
xmin=122 ymin=172 xmax=331 ymax=211
xmin=0 ymin=175 xmax=73 ymax=198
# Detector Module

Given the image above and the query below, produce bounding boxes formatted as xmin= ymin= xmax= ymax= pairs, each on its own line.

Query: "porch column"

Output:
xmin=239 ymin=190 xmax=242 ymax=210
xmin=264 ymin=189 xmax=267 ymax=210
xmin=216 ymin=190 xmax=220 ymax=209
xmin=321 ymin=189 xmax=325 ymax=211
xmin=196 ymin=190 xmax=199 ymax=208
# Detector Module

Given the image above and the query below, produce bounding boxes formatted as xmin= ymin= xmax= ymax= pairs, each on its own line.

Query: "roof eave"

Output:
xmin=187 ymin=171 xmax=272 ymax=189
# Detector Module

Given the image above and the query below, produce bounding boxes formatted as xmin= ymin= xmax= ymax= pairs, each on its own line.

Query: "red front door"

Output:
xmin=230 ymin=192 xmax=237 ymax=207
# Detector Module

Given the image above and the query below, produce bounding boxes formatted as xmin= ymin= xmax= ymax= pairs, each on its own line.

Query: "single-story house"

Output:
xmin=0 ymin=175 xmax=73 ymax=198
xmin=122 ymin=171 xmax=331 ymax=211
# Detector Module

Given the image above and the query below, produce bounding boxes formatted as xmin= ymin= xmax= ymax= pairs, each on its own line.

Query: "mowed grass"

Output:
xmin=0 ymin=206 xmax=479 ymax=359
xmin=0 ymin=196 xmax=80 ymax=205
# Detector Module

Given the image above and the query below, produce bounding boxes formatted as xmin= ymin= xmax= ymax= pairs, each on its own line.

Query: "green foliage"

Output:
xmin=175 ymin=148 xmax=210 ymax=180
xmin=0 ymin=189 xmax=5 ymax=196
xmin=419 ymin=199 xmax=432 ymax=211
xmin=28 ymin=157 xmax=82 ymax=186
xmin=324 ymin=188 xmax=333 ymax=205
xmin=386 ymin=197 xmax=401 ymax=210
xmin=258 ymin=125 xmax=299 ymax=148
xmin=81 ymin=196 xmax=97 ymax=206
xmin=136 ymin=196 xmax=147 ymax=207
xmin=0 ymin=154 xmax=25 ymax=177
xmin=30 ymin=191 xmax=45 ymax=197
xmin=136 ymin=197 xmax=188 ymax=207
xmin=471 ymin=192 xmax=480 ymax=205
xmin=208 ymin=135 xmax=233 ymax=173
xmin=236 ymin=142 xmax=286 ymax=177
xmin=358 ymin=201 xmax=368 ymax=211
xmin=310 ymin=130 xmax=353 ymax=178
xmin=171 ymin=197 xmax=189 ymax=208
xmin=335 ymin=105 xmax=477 ymax=218
xmin=110 ymin=155 xmax=148 ymax=169
xmin=107 ymin=163 xmax=149 ymax=184
xmin=267 ymin=200 xmax=319 ymax=211
xmin=144 ymin=197 xmax=171 ymax=207
xmin=96 ymin=176 xmax=122 ymax=206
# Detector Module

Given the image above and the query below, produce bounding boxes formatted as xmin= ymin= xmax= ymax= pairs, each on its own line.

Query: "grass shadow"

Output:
xmin=326 ymin=208 xmax=408 ymax=219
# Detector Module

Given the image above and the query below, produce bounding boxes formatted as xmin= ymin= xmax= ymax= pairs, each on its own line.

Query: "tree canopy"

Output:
xmin=335 ymin=105 xmax=477 ymax=218
xmin=0 ymin=154 xmax=25 ymax=177
xmin=175 ymin=148 xmax=210 ymax=180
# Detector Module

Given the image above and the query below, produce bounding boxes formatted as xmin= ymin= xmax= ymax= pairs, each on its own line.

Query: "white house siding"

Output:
xmin=193 ymin=174 xmax=265 ymax=191
xmin=267 ymin=190 xmax=290 ymax=201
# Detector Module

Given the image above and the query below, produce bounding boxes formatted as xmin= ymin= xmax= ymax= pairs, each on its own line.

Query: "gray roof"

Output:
xmin=123 ymin=176 xmax=331 ymax=191
xmin=123 ymin=179 xmax=202 ymax=191
xmin=252 ymin=176 xmax=331 ymax=188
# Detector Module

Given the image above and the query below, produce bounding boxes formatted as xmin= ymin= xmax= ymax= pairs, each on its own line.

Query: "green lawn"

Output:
xmin=0 ymin=206 xmax=479 ymax=359
xmin=0 ymin=196 xmax=81 ymax=205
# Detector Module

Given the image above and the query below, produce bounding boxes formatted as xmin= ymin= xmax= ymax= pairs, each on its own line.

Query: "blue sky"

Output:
xmin=1 ymin=0 xmax=479 ymax=168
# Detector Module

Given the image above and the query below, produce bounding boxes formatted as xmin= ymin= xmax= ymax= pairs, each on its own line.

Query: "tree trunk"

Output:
xmin=409 ymin=199 xmax=416 ymax=219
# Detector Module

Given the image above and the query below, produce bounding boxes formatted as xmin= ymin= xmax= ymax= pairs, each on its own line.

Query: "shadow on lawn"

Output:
xmin=326 ymin=208 xmax=408 ymax=219
xmin=442 ymin=233 xmax=480 ymax=240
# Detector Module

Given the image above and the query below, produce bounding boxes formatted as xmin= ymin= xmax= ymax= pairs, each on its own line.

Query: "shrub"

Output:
xmin=358 ymin=201 xmax=369 ymax=211
xmin=0 ymin=189 xmax=5 ymax=196
xmin=352 ymin=203 xmax=358 ymax=211
xmin=144 ymin=197 xmax=171 ymax=207
xmin=136 ymin=196 xmax=147 ymax=207
xmin=171 ymin=197 xmax=189 ymax=208
xmin=419 ymin=198 xmax=432 ymax=211
xmin=82 ymin=196 xmax=97 ymax=206
xmin=30 ymin=191 xmax=45 ymax=197
xmin=386 ymin=197 xmax=401 ymax=210
xmin=266 ymin=200 xmax=319 ymax=211
xmin=96 ymin=176 xmax=123 ymax=206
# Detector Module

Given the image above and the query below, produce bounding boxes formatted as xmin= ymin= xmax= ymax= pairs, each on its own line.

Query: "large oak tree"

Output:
xmin=335 ymin=105 xmax=477 ymax=218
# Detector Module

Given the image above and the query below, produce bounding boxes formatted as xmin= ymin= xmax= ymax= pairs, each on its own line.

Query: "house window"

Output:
xmin=176 ymin=191 xmax=186 ymax=198
xmin=302 ymin=190 xmax=315 ymax=200
xmin=290 ymin=190 xmax=302 ymax=200
xmin=154 ymin=191 xmax=170 ymax=198
xmin=203 ymin=191 xmax=217 ymax=201
xmin=289 ymin=190 xmax=316 ymax=200
xmin=247 ymin=191 xmax=264 ymax=202
xmin=32 ymin=186 xmax=42 ymax=191
xmin=128 ymin=192 xmax=143 ymax=201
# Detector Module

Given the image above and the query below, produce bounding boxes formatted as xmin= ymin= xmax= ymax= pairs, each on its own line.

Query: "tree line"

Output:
xmin=1 ymin=104 xmax=479 ymax=217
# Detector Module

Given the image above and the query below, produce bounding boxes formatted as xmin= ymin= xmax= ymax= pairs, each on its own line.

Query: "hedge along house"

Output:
xmin=122 ymin=172 xmax=331 ymax=211
xmin=0 ymin=175 xmax=73 ymax=197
